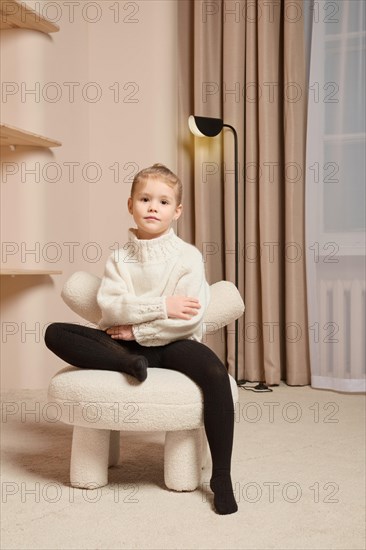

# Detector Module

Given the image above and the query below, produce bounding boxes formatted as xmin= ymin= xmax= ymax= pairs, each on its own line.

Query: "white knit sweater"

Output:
xmin=96 ymin=228 xmax=210 ymax=346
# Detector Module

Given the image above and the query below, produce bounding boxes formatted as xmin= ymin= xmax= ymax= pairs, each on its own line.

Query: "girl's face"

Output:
xmin=128 ymin=177 xmax=182 ymax=240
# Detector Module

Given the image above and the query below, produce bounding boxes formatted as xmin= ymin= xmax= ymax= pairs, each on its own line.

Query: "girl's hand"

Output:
xmin=106 ymin=325 xmax=135 ymax=340
xmin=166 ymin=295 xmax=201 ymax=320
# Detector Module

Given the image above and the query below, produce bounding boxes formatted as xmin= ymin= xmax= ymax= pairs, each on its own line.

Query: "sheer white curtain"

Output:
xmin=305 ymin=0 xmax=366 ymax=392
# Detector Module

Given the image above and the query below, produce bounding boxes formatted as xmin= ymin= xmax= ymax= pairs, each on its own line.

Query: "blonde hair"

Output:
xmin=131 ymin=164 xmax=182 ymax=205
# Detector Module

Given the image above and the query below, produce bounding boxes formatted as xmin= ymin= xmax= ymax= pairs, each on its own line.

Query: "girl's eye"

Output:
xmin=141 ymin=197 xmax=149 ymax=202
xmin=161 ymin=200 xmax=169 ymax=205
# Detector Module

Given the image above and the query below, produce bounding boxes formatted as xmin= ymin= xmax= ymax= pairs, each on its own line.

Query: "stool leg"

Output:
xmin=108 ymin=430 xmax=120 ymax=467
xmin=164 ymin=428 xmax=202 ymax=491
xmin=70 ymin=426 xmax=110 ymax=489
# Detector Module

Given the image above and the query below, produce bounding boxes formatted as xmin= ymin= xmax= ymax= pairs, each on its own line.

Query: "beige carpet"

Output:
xmin=1 ymin=382 xmax=365 ymax=550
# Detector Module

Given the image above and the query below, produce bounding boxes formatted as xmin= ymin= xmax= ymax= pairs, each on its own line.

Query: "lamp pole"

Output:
xmin=223 ymin=123 xmax=240 ymax=384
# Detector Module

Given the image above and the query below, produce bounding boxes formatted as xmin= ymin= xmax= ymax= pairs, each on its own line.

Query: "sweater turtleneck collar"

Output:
xmin=128 ymin=227 xmax=183 ymax=263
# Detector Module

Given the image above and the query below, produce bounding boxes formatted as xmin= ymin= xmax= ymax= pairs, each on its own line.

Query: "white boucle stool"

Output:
xmin=48 ymin=271 xmax=244 ymax=492
xmin=48 ymin=366 xmax=238 ymax=491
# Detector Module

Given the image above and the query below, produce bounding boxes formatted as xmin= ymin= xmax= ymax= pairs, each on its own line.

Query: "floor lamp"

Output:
xmin=188 ymin=115 xmax=244 ymax=385
xmin=188 ymin=115 xmax=272 ymax=392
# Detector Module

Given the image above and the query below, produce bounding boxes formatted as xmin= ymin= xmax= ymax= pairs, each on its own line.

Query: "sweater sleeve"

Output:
xmin=96 ymin=253 xmax=167 ymax=329
xmin=131 ymin=249 xmax=210 ymax=346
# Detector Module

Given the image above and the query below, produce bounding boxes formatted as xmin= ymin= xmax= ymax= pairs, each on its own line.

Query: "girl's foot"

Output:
xmin=125 ymin=355 xmax=148 ymax=382
xmin=210 ymin=474 xmax=238 ymax=515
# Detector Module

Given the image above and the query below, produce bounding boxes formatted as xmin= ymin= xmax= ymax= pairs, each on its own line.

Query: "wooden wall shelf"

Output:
xmin=0 ymin=0 xmax=60 ymax=33
xmin=0 ymin=268 xmax=63 ymax=276
xmin=0 ymin=123 xmax=62 ymax=148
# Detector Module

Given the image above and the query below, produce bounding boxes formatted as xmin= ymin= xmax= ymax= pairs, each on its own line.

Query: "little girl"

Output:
xmin=45 ymin=164 xmax=237 ymax=515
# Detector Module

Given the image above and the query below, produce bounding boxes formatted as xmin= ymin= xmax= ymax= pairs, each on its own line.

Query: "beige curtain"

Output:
xmin=178 ymin=0 xmax=310 ymax=385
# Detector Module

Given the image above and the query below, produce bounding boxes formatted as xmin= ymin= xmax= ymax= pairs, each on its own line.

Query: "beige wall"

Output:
xmin=1 ymin=0 xmax=178 ymax=390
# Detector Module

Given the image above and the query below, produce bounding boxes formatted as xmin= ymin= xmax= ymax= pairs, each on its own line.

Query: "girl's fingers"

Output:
xmin=186 ymin=300 xmax=200 ymax=308
xmin=184 ymin=306 xmax=199 ymax=315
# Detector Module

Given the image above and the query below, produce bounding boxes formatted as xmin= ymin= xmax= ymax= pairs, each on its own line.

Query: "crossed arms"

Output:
xmin=96 ymin=250 xmax=210 ymax=346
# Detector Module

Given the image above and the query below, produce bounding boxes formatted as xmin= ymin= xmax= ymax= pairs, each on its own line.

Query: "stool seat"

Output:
xmin=48 ymin=367 xmax=238 ymax=432
xmin=47 ymin=366 xmax=238 ymax=492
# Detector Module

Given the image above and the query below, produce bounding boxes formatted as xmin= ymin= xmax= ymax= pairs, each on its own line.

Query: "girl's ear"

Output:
xmin=127 ymin=197 xmax=133 ymax=214
xmin=174 ymin=204 xmax=183 ymax=221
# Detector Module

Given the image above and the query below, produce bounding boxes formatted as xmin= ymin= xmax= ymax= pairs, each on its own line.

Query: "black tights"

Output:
xmin=44 ymin=323 xmax=237 ymax=514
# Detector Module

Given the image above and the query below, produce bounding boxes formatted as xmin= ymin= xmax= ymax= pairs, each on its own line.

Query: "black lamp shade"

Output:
xmin=188 ymin=115 xmax=224 ymax=137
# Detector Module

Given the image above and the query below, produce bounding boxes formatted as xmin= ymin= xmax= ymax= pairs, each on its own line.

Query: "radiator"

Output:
xmin=319 ymin=278 xmax=366 ymax=378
